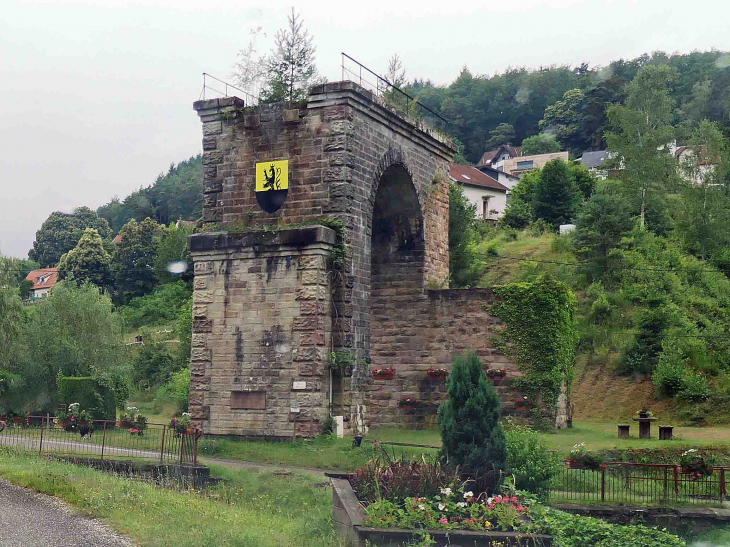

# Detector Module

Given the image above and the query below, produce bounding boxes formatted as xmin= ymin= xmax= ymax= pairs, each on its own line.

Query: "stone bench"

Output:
xmin=659 ymin=425 xmax=674 ymax=440
xmin=617 ymin=424 xmax=630 ymax=439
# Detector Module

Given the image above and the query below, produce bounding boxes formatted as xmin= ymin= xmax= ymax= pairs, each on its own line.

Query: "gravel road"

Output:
xmin=0 ymin=478 xmax=135 ymax=547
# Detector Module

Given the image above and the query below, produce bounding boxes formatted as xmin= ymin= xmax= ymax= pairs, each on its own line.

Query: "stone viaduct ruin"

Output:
xmin=188 ymin=82 xmax=558 ymax=438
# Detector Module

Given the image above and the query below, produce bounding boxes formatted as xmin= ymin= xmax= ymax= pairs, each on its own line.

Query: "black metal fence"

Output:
xmin=340 ymin=52 xmax=449 ymax=129
xmin=0 ymin=416 xmax=200 ymax=465
xmin=551 ymin=462 xmax=730 ymax=505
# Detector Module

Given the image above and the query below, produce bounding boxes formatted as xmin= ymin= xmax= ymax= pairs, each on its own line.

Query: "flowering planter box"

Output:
xmin=118 ymin=420 xmax=133 ymax=429
xmin=330 ymin=477 xmax=552 ymax=547
xmin=371 ymin=368 xmax=396 ymax=381
xmin=426 ymin=368 xmax=448 ymax=381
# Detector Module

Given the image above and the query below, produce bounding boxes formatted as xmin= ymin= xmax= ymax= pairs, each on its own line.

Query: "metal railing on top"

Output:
xmin=0 ymin=416 xmax=201 ymax=466
xmin=551 ymin=461 xmax=730 ymax=505
xmin=340 ymin=52 xmax=449 ymax=128
xmin=199 ymin=73 xmax=259 ymax=106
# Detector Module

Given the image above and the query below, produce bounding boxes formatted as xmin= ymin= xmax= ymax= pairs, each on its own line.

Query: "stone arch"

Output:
xmin=367 ymin=146 xmax=423 ymax=231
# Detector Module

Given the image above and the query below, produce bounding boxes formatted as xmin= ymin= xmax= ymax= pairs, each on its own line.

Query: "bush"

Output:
xmin=652 ymin=344 xmax=686 ymax=397
xmin=438 ymin=352 xmax=506 ymax=487
xmin=350 ymin=452 xmax=459 ymax=504
xmin=132 ymin=337 xmax=177 ymax=387
xmin=504 ymin=424 xmax=561 ymax=499
xmin=120 ymin=281 xmax=192 ymax=329
xmin=524 ymin=505 xmax=685 ymax=547
xmin=58 ymin=377 xmax=116 ymax=421
xmin=151 ymin=368 xmax=190 ymax=414
xmin=678 ymin=373 xmax=710 ymax=402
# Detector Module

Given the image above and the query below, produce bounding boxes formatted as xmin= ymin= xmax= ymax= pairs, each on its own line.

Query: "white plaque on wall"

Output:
xmin=292 ymin=381 xmax=307 ymax=390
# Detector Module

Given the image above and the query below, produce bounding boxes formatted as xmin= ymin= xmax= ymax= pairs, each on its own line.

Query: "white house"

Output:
xmin=25 ymin=268 xmax=58 ymax=298
xmin=449 ymin=164 xmax=509 ymax=221
xmin=476 ymin=164 xmax=521 ymax=192
xmin=580 ymin=150 xmax=610 ymax=180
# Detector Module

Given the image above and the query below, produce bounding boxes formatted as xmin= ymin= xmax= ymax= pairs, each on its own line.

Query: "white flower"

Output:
xmin=438 ymin=503 xmax=446 ymax=511
xmin=463 ymin=491 xmax=474 ymax=499
xmin=418 ymin=504 xmax=425 ymax=510
xmin=440 ymin=487 xmax=452 ymax=496
xmin=457 ymin=502 xmax=467 ymax=508
xmin=487 ymin=497 xmax=494 ymax=504
xmin=182 ymin=412 xmax=191 ymax=417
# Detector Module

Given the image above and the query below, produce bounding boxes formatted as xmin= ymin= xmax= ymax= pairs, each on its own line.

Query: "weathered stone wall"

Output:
xmin=368 ymin=288 xmax=526 ymax=429
xmin=187 ymin=227 xmax=335 ymax=437
xmin=190 ymin=83 xmax=566 ymax=434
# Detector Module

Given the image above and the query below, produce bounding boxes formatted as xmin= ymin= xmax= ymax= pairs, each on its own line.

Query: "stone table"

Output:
xmin=632 ymin=415 xmax=658 ymax=439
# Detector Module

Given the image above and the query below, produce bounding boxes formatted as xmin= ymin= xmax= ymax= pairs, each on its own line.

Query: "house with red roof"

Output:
xmin=449 ymin=164 xmax=509 ymax=221
xmin=24 ymin=268 xmax=59 ymax=299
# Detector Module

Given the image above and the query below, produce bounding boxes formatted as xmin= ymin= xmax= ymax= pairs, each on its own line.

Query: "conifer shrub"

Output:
xmin=437 ymin=352 xmax=506 ymax=489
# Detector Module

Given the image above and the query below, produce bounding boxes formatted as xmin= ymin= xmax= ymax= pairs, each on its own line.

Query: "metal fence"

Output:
xmin=340 ymin=52 xmax=449 ymax=129
xmin=551 ymin=462 xmax=730 ymax=505
xmin=0 ymin=416 xmax=200 ymax=466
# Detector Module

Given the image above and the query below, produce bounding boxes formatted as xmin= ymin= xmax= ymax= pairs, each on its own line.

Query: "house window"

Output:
xmin=516 ymin=160 xmax=534 ymax=169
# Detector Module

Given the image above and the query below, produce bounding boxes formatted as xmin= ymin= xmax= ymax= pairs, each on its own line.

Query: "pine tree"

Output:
xmin=438 ymin=352 xmax=506 ymax=484
xmin=261 ymin=9 xmax=322 ymax=103
xmin=532 ymin=159 xmax=581 ymax=228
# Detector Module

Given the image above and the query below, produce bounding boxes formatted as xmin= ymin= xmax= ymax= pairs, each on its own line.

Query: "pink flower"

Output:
xmin=439 ymin=518 xmax=448 ymax=524
xmin=494 ymin=495 xmax=502 ymax=504
xmin=516 ymin=504 xmax=525 ymax=512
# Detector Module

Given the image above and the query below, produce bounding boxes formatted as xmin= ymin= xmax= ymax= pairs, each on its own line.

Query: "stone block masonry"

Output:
xmin=189 ymin=82 xmax=563 ymax=435
xmin=368 ymin=288 xmax=528 ymax=429
xmin=187 ymin=226 xmax=335 ymax=437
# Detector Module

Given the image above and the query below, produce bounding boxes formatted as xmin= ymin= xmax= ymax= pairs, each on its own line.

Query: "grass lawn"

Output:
xmin=191 ymin=422 xmax=730 ymax=472
xmin=0 ymin=447 xmax=342 ymax=547
xmin=370 ymin=422 xmax=730 ymax=457
xmin=198 ymin=433 xmax=439 ymax=472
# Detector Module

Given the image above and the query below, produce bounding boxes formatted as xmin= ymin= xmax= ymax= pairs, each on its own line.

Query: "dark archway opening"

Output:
xmin=371 ymin=164 xmax=425 ymax=296
xmin=369 ymin=165 xmax=425 ymax=427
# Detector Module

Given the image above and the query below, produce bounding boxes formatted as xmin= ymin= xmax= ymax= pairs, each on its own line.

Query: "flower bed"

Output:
xmin=170 ymin=413 xmax=194 ymax=434
xmin=333 ymin=457 xmax=686 ymax=547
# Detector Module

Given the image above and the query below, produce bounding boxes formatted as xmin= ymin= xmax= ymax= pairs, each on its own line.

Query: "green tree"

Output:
xmin=10 ymin=282 xmax=129 ymax=412
xmin=261 ymin=8 xmax=322 ymax=103
xmin=154 ymin=223 xmax=194 ymax=284
xmin=58 ymin=228 xmax=112 ymax=288
xmin=674 ymin=120 xmax=730 ymax=260
xmin=501 ymin=199 xmax=533 ymax=230
xmin=605 ymin=65 xmax=679 ymax=230
xmin=112 ymin=218 xmax=161 ymax=304
xmin=29 ymin=207 xmax=112 ymax=267
xmin=521 ymin=133 xmax=562 ymax=155
xmin=532 ymin=160 xmax=581 ymax=228
xmin=133 ymin=337 xmax=176 ymax=387
xmin=382 ymin=53 xmax=408 ymax=110
xmin=438 ymin=352 xmax=507 ymax=481
xmin=485 ymin=123 xmax=515 ymax=150
xmin=448 ymin=183 xmax=482 ymax=287
xmin=0 ymin=256 xmax=24 ymax=409
xmin=568 ymin=162 xmax=597 ymax=199
xmin=573 ymin=183 xmax=633 ymax=280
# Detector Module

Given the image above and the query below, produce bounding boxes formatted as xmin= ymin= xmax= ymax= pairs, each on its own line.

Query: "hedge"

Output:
xmin=58 ymin=377 xmax=116 ymax=421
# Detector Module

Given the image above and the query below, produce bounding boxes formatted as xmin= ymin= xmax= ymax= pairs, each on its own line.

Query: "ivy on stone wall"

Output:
xmin=491 ymin=274 xmax=578 ymax=412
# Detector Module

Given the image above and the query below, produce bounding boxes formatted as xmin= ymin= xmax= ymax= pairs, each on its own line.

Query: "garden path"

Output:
xmin=0 ymin=478 xmax=134 ymax=547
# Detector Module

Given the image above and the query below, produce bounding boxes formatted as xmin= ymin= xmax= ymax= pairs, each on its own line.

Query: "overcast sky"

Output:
xmin=1 ymin=0 xmax=729 ymax=258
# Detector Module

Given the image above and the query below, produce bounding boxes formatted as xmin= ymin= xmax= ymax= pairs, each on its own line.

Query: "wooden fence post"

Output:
xmin=674 ymin=466 xmax=679 ymax=497
xmin=601 ymin=467 xmax=606 ymax=502
xmin=100 ymin=421 xmax=107 ymax=460
xmin=160 ymin=425 xmax=167 ymax=464
xmin=179 ymin=433 xmax=185 ymax=464
xmin=721 ymin=468 xmax=726 ymax=502
xmin=38 ymin=417 xmax=44 ymax=457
